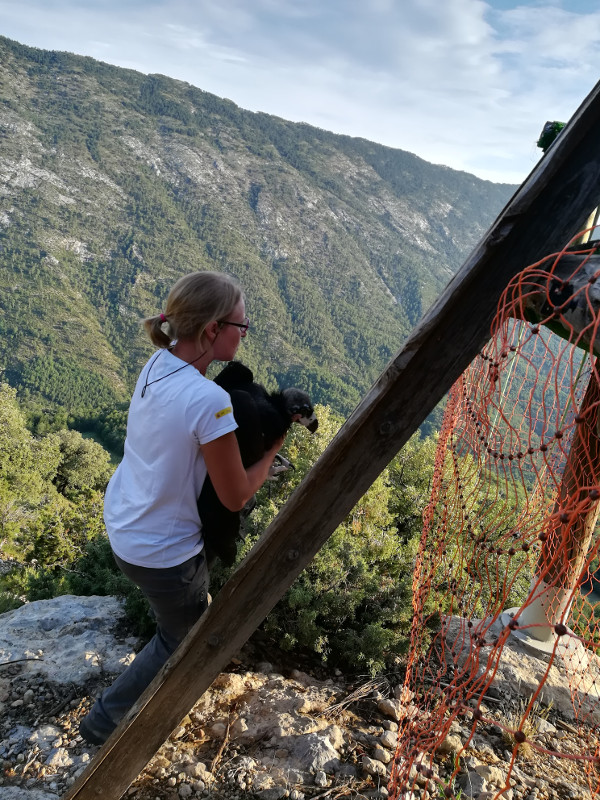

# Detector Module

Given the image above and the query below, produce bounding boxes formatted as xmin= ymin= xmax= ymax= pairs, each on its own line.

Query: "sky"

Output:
xmin=1 ymin=0 xmax=599 ymax=184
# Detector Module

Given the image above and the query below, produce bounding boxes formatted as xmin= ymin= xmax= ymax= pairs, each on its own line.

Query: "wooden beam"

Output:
xmin=63 ymin=79 xmax=600 ymax=800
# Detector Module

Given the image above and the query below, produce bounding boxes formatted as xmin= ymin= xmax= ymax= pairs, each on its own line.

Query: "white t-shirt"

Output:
xmin=104 ymin=349 xmax=238 ymax=568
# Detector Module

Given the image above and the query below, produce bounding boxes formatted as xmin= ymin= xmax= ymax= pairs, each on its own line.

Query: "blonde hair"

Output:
xmin=144 ymin=271 xmax=242 ymax=348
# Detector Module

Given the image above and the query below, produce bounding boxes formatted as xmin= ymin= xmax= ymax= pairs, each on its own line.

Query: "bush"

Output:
xmin=0 ymin=378 xmax=438 ymax=673
xmin=212 ymin=406 xmax=436 ymax=675
xmin=67 ymin=535 xmax=155 ymax=640
xmin=0 ymin=534 xmax=156 ymax=639
xmin=0 ymin=533 xmax=155 ymax=640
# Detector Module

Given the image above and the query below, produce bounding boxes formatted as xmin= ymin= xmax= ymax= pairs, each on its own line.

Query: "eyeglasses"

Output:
xmin=219 ymin=315 xmax=250 ymax=333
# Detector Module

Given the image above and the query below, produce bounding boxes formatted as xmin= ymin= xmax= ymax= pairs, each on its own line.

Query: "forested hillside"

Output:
xmin=0 ymin=376 xmax=438 ymax=672
xmin=0 ymin=35 xmax=515 ymax=446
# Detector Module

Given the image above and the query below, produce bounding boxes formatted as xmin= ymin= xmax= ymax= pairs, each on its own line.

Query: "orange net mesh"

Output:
xmin=390 ymin=232 xmax=600 ymax=799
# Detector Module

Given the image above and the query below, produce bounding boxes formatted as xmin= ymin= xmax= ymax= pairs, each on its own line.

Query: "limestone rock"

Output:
xmin=372 ymin=745 xmax=392 ymax=764
xmin=377 ymin=698 xmax=402 ymax=721
xmin=457 ymin=770 xmax=488 ymax=798
xmin=285 ymin=729 xmax=343 ymax=773
xmin=0 ymin=596 xmax=137 ymax=684
xmin=474 ymin=763 xmax=506 ymax=787
xmin=362 ymin=756 xmax=388 ymax=778
xmin=314 ymin=770 xmax=328 ymax=787
xmin=44 ymin=747 xmax=74 ymax=769
xmin=27 ymin=726 xmax=62 ymax=751
xmin=0 ymin=791 xmax=60 ymax=799
xmin=380 ymin=730 xmax=397 ymax=750
xmin=437 ymin=733 xmax=463 ymax=755
xmin=256 ymin=789 xmax=287 ymax=800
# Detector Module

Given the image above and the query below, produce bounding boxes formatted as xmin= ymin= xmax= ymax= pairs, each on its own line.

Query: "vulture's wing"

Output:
xmin=214 ymin=360 xmax=254 ymax=391
xmin=230 ymin=389 xmax=265 ymax=467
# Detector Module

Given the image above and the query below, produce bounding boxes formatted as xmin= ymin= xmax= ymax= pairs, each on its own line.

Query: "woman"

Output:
xmin=79 ymin=271 xmax=282 ymax=745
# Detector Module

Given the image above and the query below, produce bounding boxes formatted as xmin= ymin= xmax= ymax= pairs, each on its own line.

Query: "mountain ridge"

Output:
xmin=0 ymin=34 xmax=516 ymax=432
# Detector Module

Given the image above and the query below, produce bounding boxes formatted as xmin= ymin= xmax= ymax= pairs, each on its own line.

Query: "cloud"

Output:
xmin=0 ymin=0 xmax=598 ymax=182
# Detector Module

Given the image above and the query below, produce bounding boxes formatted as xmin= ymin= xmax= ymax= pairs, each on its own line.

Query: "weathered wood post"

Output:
xmin=508 ymin=374 xmax=600 ymax=646
xmin=502 ymin=209 xmax=600 ymax=647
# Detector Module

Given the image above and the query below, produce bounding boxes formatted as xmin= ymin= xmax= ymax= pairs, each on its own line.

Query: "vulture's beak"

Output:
xmin=298 ymin=413 xmax=318 ymax=433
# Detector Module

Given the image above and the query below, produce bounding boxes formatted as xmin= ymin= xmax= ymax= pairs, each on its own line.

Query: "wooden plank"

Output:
xmin=539 ymin=376 xmax=600 ymax=588
xmin=64 ymin=79 xmax=600 ymax=800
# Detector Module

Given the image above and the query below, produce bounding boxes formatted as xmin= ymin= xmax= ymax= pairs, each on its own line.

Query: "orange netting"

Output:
xmin=390 ymin=231 xmax=600 ymax=799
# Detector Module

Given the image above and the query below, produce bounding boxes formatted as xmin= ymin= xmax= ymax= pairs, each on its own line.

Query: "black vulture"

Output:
xmin=199 ymin=361 xmax=318 ymax=566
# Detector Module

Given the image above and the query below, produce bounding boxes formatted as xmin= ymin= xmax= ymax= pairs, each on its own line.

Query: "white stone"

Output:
xmin=0 ymin=596 xmax=137 ymax=684
xmin=535 ymin=717 xmax=557 ymax=735
xmin=457 ymin=771 xmax=488 ymax=797
xmin=184 ymin=763 xmax=209 ymax=779
xmin=437 ymin=733 xmax=463 ymax=755
xmin=380 ymin=730 xmax=397 ymax=750
xmin=253 ymin=773 xmax=275 ymax=791
xmin=210 ymin=722 xmax=227 ymax=737
xmin=377 ymin=698 xmax=402 ymax=721
xmin=362 ymin=756 xmax=387 ymax=778
xmin=314 ymin=770 xmax=327 ymax=787
xmin=44 ymin=748 xmax=74 ymax=769
xmin=256 ymin=788 xmax=287 ymax=800
xmin=474 ymin=764 xmax=506 ymax=786
xmin=285 ymin=729 xmax=342 ymax=773
xmin=28 ymin=726 xmax=62 ymax=751
xmin=373 ymin=746 xmax=392 ymax=764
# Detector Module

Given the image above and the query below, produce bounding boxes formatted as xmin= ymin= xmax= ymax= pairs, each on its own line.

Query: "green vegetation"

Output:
xmin=212 ymin=406 xmax=438 ymax=674
xmin=0 ymin=383 xmax=438 ymax=673
xmin=0 ymin=34 xmax=513 ymax=439
xmin=0 ymin=35 xmax=514 ymax=673
xmin=0 ymin=384 xmax=110 ymax=610
xmin=20 ymin=355 xmax=118 ymax=414
xmin=0 ymin=381 xmax=149 ymax=623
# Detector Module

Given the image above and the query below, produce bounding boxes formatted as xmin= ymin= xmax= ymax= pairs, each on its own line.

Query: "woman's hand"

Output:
xmin=263 ymin=435 xmax=285 ymax=464
xmin=201 ymin=433 xmax=285 ymax=512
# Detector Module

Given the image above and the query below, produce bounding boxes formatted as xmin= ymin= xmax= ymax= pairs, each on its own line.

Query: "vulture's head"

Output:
xmin=282 ymin=388 xmax=319 ymax=432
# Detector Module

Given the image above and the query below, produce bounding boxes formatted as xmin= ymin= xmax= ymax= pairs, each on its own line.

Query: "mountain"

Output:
xmin=0 ymin=35 xmax=516 ymax=439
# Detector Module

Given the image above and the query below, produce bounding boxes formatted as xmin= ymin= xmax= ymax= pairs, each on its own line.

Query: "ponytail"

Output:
xmin=144 ymin=315 xmax=173 ymax=348
xmin=143 ymin=271 xmax=242 ymax=349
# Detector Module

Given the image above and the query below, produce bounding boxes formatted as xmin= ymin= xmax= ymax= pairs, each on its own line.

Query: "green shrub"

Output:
xmin=0 ymin=533 xmax=155 ymax=639
xmin=0 ymin=378 xmax=438 ymax=671
xmin=213 ymin=406 xmax=436 ymax=675
xmin=67 ymin=534 xmax=155 ymax=639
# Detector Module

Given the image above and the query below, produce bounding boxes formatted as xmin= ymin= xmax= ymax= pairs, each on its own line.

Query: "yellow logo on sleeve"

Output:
xmin=215 ymin=406 xmax=233 ymax=419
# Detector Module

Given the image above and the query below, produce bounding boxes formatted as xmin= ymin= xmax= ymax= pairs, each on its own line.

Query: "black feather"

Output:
xmin=198 ymin=361 xmax=317 ymax=566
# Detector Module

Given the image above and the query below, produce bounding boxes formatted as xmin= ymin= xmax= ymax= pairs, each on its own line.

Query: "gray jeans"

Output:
xmin=82 ymin=549 xmax=209 ymax=740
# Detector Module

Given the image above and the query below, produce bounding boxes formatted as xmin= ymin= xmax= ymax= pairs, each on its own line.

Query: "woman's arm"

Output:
xmin=201 ymin=432 xmax=284 ymax=512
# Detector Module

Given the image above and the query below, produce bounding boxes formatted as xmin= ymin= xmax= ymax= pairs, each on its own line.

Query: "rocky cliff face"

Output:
xmin=0 ymin=36 xmax=514 ymax=418
xmin=0 ymin=596 xmax=594 ymax=800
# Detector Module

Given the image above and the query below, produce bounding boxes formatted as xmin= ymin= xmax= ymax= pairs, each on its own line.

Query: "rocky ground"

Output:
xmin=0 ymin=597 xmax=598 ymax=800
